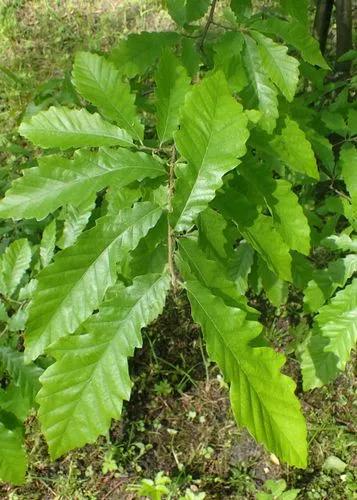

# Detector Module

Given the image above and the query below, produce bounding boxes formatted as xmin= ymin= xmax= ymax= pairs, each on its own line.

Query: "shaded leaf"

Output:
xmin=58 ymin=193 xmax=96 ymax=249
xmin=197 ymin=207 xmax=238 ymax=264
xmin=110 ymin=32 xmax=179 ymax=78
xmin=0 ymin=423 xmax=27 ymax=485
xmin=0 ymin=347 xmax=42 ymax=404
xmin=258 ymin=257 xmax=289 ymax=307
xmin=304 ymin=254 xmax=357 ymax=312
xmin=0 ymin=384 xmax=31 ymax=422
xmin=178 ymin=238 xmax=252 ymax=312
xmin=339 ymin=145 xmax=357 ymax=213
xmin=240 ymin=163 xmax=310 ymax=255
xmin=213 ymin=31 xmax=248 ymax=92
xmin=229 ymin=241 xmax=255 ymax=295
xmin=231 ymin=0 xmax=252 ymax=18
xmin=272 ymin=118 xmax=319 ymax=179
xmin=217 ymin=189 xmax=292 ymax=281
xmin=167 ymin=0 xmax=210 ymax=25
xmin=280 ymin=0 xmax=308 ymax=25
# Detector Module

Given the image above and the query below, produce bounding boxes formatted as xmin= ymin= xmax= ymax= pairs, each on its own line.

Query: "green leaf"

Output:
xmin=155 ymin=49 xmax=190 ymax=145
xmin=306 ymin=128 xmax=334 ymax=174
xmin=37 ymin=273 xmax=170 ymax=459
xmin=197 ymin=207 xmax=238 ymax=264
xmin=251 ymin=31 xmax=299 ymax=102
xmin=0 ymin=384 xmax=31 ymax=422
xmin=105 ymin=186 xmax=141 ymax=215
xmin=8 ymin=307 xmax=28 ymax=332
xmin=303 ymin=254 xmax=357 ymax=312
xmin=321 ymin=234 xmax=357 ymax=253
xmin=196 ymin=209 xmax=253 ymax=294
xmin=127 ymin=216 xmax=168 ymax=278
xmin=18 ymin=280 xmax=38 ymax=302
xmin=172 ymin=71 xmax=249 ymax=231
xmin=321 ymin=111 xmax=347 ymax=136
xmin=110 ymin=32 xmax=179 ymax=78
xmin=19 ymin=106 xmax=133 ymax=150
xmin=240 ymin=163 xmax=310 ymax=255
xmin=0 ymin=423 xmax=27 ymax=485
xmin=40 ymin=219 xmax=56 ymax=268
xmin=213 ymin=31 xmax=248 ymax=92
xmin=229 ymin=241 xmax=255 ymax=295
xmin=269 ymin=180 xmax=310 ymax=255
xmin=167 ymin=0 xmax=210 ymax=25
xmin=0 ymin=239 xmax=31 ymax=297
xmin=339 ymin=145 xmax=357 ymax=211
xmin=0 ymin=302 xmax=9 ymax=323
xmin=25 ymin=202 xmax=162 ymax=361
xmin=338 ymin=49 xmax=357 ymax=63
xmin=72 ymin=52 xmax=144 ymax=141
xmin=245 ymin=216 xmax=291 ymax=282
xmin=242 ymin=35 xmax=279 ymax=133
xmin=178 ymin=238 xmax=252 ymax=312
xmin=231 ymin=0 xmax=252 ymax=18
xmin=272 ymin=118 xmax=319 ymax=179
xmin=258 ymin=257 xmax=289 ymax=307
xmin=280 ymin=0 xmax=308 ymax=25
xmin=180 ymin=38 xmax=201 ymax=77
xmin=185 ymin=279 xmax=307 ymax=467
xmin=217 ymin=189 xmax=292 ymax=281
xmin=0 ymin=347 xmax=42 ymax=404
xmin=348 ymin=108 xmax=357 ymax=136
xmin=0 ymin=148 xmax=165 ymax=220
xmin=301 ymin=279 xmax=357 ymax=390
xmin=58 ymin=193 xmax=96 ymax=249
xmin=251 ymin=18 xmax=329 ymax=69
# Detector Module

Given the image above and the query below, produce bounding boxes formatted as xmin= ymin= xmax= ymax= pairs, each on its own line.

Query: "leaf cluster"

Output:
xmin=0 ymin=0 xmax=356 ymax=484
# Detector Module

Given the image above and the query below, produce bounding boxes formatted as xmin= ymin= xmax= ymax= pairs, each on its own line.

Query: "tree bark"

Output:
xmin=313 ymin=0 xmax=334 ymax=55
xmin=335 ymin=0 xmax=353 ymax=72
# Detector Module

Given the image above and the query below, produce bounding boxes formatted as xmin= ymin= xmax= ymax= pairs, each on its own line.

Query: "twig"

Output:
xmin=199 ymin=0 xmax=219 ymax=52
xmin=330 ymin=186 xmax=351 ymax=201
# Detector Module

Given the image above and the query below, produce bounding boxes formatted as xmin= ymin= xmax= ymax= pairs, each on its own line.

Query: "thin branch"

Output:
xmin=199 ymin=0 xmax=219 ymax=52
xmin=330 ymin=186 xmax=351 ymax=201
